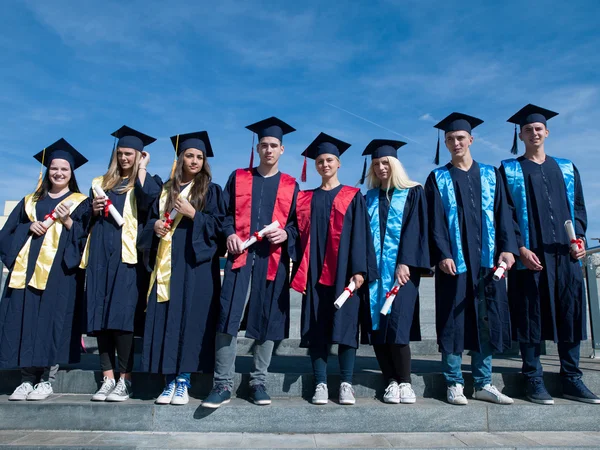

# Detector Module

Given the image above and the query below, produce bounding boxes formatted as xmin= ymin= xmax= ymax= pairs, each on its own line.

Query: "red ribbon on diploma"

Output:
xmin=44 ymin=211 xmax=56 ymax=222
xmin=386 ymin=285 xmax=400 ymax=298
xmin=571 ymin=238 xmax=584 ymax=251
xmin=104 ymin=199 xmax=112 ymax=218
xmin=253 ymin=231 xmax=263 ymax=242
xmin=164 ymin=212 xmax=174 ymax=228
xmin=344 ymin=287 xmax=354 ymax=298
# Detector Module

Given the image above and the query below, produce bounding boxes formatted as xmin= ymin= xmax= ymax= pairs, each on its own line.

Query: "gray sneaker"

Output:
xmin=92 ymin=377 xmax=116 ymax=401
xmin=9 ymin=382 xmax=34 ymax=401
xmin=312 ymin=383 xmax=328 ymax=405
xmin=106 ymin=378 xmax=131 ymax=402
xmin=339 ymin=382 xmax=355 ymax=405
xmin=27 ymin=382 xmax=53 ymax=401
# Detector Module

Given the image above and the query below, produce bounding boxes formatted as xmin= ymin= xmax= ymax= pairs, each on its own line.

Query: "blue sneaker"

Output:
xmin=171 ymin=378 xmax=190 ymax=406
xmin=250 ymin=384 xmax=271 ymax=405
xmin=155 ymin=380 xmax=176 ymax=405
xmin=526 ymin=377 xmax=554 ymax=405
xmin=563 ymin=379 xmax=600 ymax=404
xmin=202 ymin=384 xmax=231 ymax=409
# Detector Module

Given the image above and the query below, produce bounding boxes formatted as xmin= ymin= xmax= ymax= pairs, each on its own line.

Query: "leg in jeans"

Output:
xmin=389 ymin=344 xmax=412 ymax=384
xmin=40 ymin=365 xmax=59 ymax=384
xmin=249 ymin=340 xmax=275 ymax=387
xmin=520 ymin=342 xmax=543 ymax=380
xmin=338 ymin=345 xmax=356 ymax=384
xmin=114 ymin=331 xmax=135 ymax=381
xmin=373 ymin=344 xmax=395 ymax=382
xmin=557 ymin=342 xmax=583 ymax=382
xmin=177 ymin=372 xmax=191 ymax=387
xmin=471 ymin=278 xmax=493 ymax=389
xmin=213 ymin=332 xmax=237 ymax=390
xmin=96 ymin=331 xmax=117 ymax=378
xmin=310 ymin=345 xmax=329 ymax=385
xmin=441 ymin=353 xmax=464 ymax=386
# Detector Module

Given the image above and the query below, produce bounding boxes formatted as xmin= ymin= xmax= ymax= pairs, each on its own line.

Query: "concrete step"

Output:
xmin=0 ymin=396 xmax=599 ymax=434
xmin=2 ymin=430 xmax=600 ymax=449
xmin=2 ymin=354 xmax=599 ymax=401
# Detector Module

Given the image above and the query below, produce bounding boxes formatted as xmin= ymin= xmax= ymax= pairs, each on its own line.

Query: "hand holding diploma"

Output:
xmin=334 ymin=281 xmax=356 ymax=310
xmin=242 ymin=221 xmax=281 ymax=250
xmin=380 ymin=282 xmax=400 ymax=315
xmin=42 ymin=200 xmax=74 ymax=228
xmin=493 ymin=261 xmax=507 ymax=281
xmin=565 ymin=220 xmax=586 ymax=260
xmin=93 ymin=185 xmax=124 ymax=227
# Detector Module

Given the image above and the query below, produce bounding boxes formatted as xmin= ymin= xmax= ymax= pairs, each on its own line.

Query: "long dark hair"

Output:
xmin=33 ymin=167 xmax=80 ymax=201
xmin=164 ymin=151 xmax=212 ymax=214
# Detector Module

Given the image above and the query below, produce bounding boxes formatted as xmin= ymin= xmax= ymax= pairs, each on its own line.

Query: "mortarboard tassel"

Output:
xmin=433 ymin=130 xmax=440 ymax=165
xmin=248 ymin=133 xmax=255 ymax=169
xmin=359 ymin=157 xmax=367 ymax=185
xmin=35 ymin=147 xmax=46 ymax=191
xmin=169 ymin=135 xmax=179 ymax=180
xmin=301 ymin=156 xmax=307 ymax=183
xmin=510 ymin=124 xmax=518 ymax=155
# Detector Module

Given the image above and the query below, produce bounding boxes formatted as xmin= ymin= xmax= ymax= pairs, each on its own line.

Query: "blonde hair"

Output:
xmin=366 ymin=156 xmax=420 ymax=191
xmin=101 ymin=148 xmax=142 ymax=193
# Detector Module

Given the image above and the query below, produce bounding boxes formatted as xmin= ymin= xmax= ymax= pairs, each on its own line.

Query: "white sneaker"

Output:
xmin=339 ymin=382 xmax=356 ymax=405
xmin=92 ymin=377 xmax=116 ymax=401
xmin=383 ymin=381 xmax=400 ymax=404
xmin=311 ymin=383 xmax=328 ymax=405
xmin=171 ymin=379 xmax=190 ymax=406
xmin=155 ymin=380 xmax=176 ymax=405
xmin=106 ymin=378 xmax=131 ymax=402
xmin=473 ymin=384 xmax=514 ymax=405
xmin=447 ymin=384 xmax=468 ymax=405
xmin=27 ymin=382 xmax=53 ymax=401
xmin=9 ymin=382 xmax=34 ymax=401
xmin=399 ymin=383 xmax=417 ymax=404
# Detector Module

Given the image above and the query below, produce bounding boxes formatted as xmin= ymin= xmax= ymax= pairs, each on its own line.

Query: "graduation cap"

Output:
xmin=33 ymin=138 xmax=88 ymax=170
xmin=245 ymin=117 xmax=295 ymax=168
xmin=300 ymin=132 xmax=351 ymax=182
xmin=358 ymin=139 xmax=407 ymax=184
xmin=170 ymin=131 xmax=214 ymax=157
xmin=111 ymin=125 xmax=156 ymax=152
xmin=432 ymin=112 xmax=484 ymax=165
xmin=507 ymin=104 xmax=558 ymax=154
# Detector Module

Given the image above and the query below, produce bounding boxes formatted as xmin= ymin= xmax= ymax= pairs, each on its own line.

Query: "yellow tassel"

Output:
xmin=169 ymin=135 xmax=179 ymax=180
xmin=35 ymin=147 xmax=46 ymax=191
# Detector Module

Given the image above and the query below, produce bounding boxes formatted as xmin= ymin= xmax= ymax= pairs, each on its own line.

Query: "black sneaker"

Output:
xmin=563 ymin=378 xmax=600 ymax=404
xmin=250 ymin=384 xmax=271 ymax=405
xmin=202 ymin=384 xmax=232 ymax=409
xmin=526 ymin=377 xmax=554 ymax=405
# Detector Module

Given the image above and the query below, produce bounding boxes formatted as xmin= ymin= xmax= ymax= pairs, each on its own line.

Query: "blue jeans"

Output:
xmin=166 ymin=372 xmax=191 ymax=386
xmin=520 ymin=341 xmax=582 ymax=381
xmin=442 ymin=278 xmax=493 ymax=389
xmin=310 ymin=344 xmax=356 ymax=385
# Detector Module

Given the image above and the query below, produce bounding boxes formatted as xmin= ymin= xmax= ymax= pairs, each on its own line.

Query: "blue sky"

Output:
xmin=2 ymin=0 xmax=600 ymax=238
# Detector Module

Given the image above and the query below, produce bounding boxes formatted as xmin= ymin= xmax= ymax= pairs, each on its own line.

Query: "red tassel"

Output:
xmin=301 ymin=156 xmax=307 ymax=183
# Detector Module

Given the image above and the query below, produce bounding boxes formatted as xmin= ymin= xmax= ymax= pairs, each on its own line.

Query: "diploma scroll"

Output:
xmin=492 ymin=261 xmax=508 ymax=281
xmin=242 ymin=220 xmax=281 ymax=250
xmin=42 ymin=200 xmax=74 ymax=228
xmin=93 ymin=185 xmax=125 ymax=227
xmin=380 ymin=282 xmax=400 ymax=316
xmin=157 ymin=209 xmax=179 ymax=238
xmin=334 ymin=281 xmax=356 ymax=310
xmin=564 ymin=220 xmax=583 ymax=253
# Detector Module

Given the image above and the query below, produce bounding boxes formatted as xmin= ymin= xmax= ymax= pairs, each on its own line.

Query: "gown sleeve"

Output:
xmin=284 ymin=183 xmax=300 ymax=262
xmin=221 ymin=171 xmax=237 ymax=239
xmin=62 ymin=197 xmax=93 ymax=270
xmin=573 ymin=164 xmax=587 ymax=239
xmin=498 ymin=164 xmax=525 ymax=250
xmin=349 ymin=193 xmax=379 ymax=282
xmin=493 ymin=167 xmax=520 ymax=256
xmin=0 ymin=198 xmax=32 ymax=269
xmin=134 ymin=174 xmax=163 ymax=220
xmin=397 ymin=186 xmax=430 ymax=270
xmin=191 ymin=183 xmax=226 ymax=265
xmin=137 ymin=196 xmax=160 ymax=272
xmin=424 ymin=172 xmax=453 ymax=265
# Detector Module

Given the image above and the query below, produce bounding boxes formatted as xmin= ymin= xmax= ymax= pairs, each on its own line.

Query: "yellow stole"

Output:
xmin=9 ymin=192 xmax=88 ymax=291
xmin=147 ymin=181 xmax=194 ymax=303
xmin=80 ymin=176 xmax=138 ymax=269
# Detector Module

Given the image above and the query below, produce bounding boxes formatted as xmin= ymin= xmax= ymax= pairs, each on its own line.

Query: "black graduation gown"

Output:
xmin=139 ymin=182 xmax=225 ymax=375
xmin=298 ymin=185 xmax=379 ymax=349
xmin=499 ymin=156 xmax=587 ymax=344
xmin=218 ymin=170 xmax=299 ymax=342
xmin=365 ymin=186 xmax=430 ymax=345
xmin=0 ymin=192 xmax=90 ymax=368
xmin=85 ymin=176 xmax=162 ymax=335
xmin=425 ymin=162 xmax=519 ymax=354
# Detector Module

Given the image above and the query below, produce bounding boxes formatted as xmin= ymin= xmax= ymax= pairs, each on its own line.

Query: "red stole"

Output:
xmin=291 ymin=186 xmax=359 ymax=293
xmin=231 ymin=169 xmax=296 ymax=281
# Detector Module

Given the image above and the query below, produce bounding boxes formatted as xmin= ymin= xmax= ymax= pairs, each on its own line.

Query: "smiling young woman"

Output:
xmin=0 ymin=139 xmax=90 ymax=402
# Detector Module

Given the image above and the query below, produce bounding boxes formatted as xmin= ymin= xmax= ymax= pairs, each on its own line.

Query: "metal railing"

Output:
xmin=584 ymin=245 xmax=600 ymax=356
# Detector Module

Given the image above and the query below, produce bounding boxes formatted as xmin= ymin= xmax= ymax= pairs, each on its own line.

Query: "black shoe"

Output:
xmin=202 ymin=384 xmax=232 ymax=409
xmin=563 ymin=378 xmax=600 ymax=404
xmin=250 ymin=384 xmax=271 ymax=405
xmin=526 ymin=377 xmax=554 ymax=405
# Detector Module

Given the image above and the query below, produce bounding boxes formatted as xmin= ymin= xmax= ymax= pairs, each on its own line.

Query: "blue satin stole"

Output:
xmin=501 ymin=157 xmax=576 ymax=269
xmin=433 ymin=163 xmax=496 ymax=275
xmin=366 ymin=188 xmax=408 ymax=330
